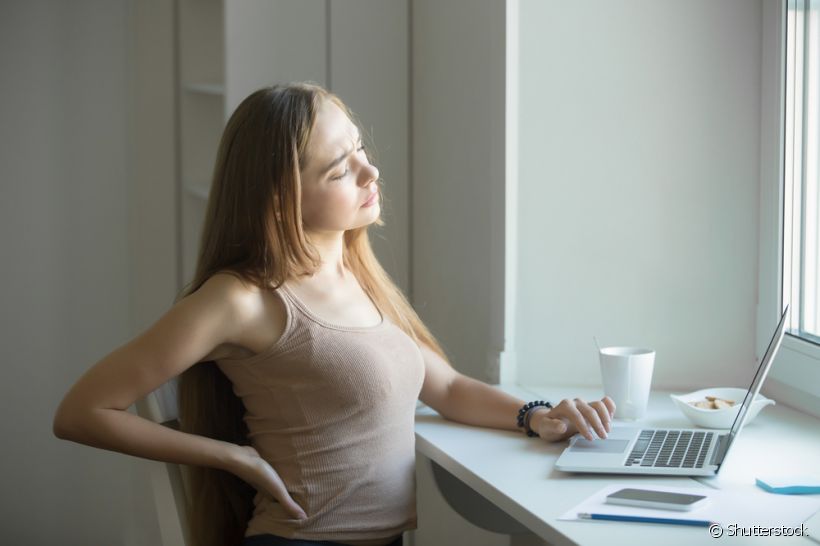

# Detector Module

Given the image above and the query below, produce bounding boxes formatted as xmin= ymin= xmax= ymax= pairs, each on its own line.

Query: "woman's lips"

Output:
xmin=362 ymin=193 xmax=379 ymax=207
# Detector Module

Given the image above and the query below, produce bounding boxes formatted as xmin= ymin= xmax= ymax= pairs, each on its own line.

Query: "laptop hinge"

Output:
xmin=709 ymin=433 xmax=730 ymax=466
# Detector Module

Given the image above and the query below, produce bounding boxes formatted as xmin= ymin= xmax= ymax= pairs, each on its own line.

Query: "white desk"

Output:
xmin=414 ymin=383 xmax=820 ymax=545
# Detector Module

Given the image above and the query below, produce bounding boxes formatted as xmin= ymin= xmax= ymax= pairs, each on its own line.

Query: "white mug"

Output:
xmin=599 ymin=346 xmax=655 ymax=420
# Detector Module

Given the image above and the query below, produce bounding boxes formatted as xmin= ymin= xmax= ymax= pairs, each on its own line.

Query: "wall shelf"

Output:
xmin=183 ymin=82 xmax=225 ymax=96
xmin=183 ymin=181 xmax=210 ymax=201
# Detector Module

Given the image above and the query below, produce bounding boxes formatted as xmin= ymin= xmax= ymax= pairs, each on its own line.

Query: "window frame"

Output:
xmin=761 ymin=0 xmax=820 ymax=416
xmin=783 ymin=0 xmax=820 ymax=346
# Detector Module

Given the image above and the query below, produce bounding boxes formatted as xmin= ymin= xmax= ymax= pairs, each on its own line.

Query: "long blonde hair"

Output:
xmin=176 ymin=83 xmax=451 ymax=546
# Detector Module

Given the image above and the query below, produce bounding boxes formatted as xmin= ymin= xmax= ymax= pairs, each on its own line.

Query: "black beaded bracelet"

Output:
xmin=516 ymin=400 xmax=553 ymax=437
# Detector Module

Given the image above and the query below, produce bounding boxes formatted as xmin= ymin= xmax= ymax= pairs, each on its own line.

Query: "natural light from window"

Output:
xmin=784 ymin=0 xmax=820 ymax=343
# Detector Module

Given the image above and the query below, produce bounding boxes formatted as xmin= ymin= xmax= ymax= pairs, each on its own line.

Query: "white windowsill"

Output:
xmin=764 ymin=334 xmax=820 ymax=418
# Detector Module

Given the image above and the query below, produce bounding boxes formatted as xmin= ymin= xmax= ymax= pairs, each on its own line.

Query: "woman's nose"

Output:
xmin=359 ymin=162 xmax=379 ymax=186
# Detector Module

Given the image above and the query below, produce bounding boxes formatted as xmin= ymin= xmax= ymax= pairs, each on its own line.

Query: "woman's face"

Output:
xmin=298 ymin=99 xmax=380 ymax=234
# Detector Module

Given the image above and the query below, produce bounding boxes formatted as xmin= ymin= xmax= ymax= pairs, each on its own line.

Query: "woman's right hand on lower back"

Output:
xmin=228 ymin=445 xmax=308 ymax=520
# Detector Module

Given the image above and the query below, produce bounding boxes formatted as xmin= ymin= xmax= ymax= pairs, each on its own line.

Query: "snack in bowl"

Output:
xmin=688 ymin=396 xmax=735 ymax=410
xmin=670 ymin=387 xmax=775 ymax=429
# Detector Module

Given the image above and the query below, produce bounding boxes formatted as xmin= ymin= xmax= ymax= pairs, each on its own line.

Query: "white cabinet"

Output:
xmin=177 ymin=0 xmax=225 ymax=286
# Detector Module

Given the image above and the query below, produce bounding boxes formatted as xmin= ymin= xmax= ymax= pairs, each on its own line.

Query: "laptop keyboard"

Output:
xmin=624 ymin=430 xmax=714 ymax=468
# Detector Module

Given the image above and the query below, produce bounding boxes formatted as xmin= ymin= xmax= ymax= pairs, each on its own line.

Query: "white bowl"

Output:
xmin=670 ymin=387 xmax=775 ymax=429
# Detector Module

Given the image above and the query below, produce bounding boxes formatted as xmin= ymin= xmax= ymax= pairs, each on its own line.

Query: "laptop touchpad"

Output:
xmin=569 ymin=439 xmax=629 ymax=454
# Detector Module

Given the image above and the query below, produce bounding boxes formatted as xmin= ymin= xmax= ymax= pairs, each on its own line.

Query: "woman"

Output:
xmin=53 ymin=83 xmax=614 ymax=546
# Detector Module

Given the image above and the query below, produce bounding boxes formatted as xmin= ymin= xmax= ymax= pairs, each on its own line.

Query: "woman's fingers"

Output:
xmin=232 ymin=446 xmax=308 ymax=520
xmin=589 ymin=400 xmax=612 ymax=433
xmin=602 ymin=395 xmax=617 ymax=417
xmin=575 ymin=398 xmax=608 ymax=439
xmin=556 ymin=399 xmax=594 ymax=441
xmin=258 ymin=461 xmax=308 ymax=520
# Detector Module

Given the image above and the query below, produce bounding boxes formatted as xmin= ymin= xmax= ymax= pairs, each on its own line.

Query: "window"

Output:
xmin=783 ymin=0 xmax=820 ymax=344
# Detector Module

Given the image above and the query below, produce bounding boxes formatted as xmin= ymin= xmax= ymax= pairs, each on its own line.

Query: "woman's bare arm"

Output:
xmin=52 ymin=273 xmax=309 ymax=519
xmin=52 ymin=273 xmax=258 ymax=468
xmin=418 ymin=343 xmax=614 ymax=442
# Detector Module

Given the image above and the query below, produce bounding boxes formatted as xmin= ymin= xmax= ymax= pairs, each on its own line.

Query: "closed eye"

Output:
xmin=330 ymin=144 xmax=366 ymax=180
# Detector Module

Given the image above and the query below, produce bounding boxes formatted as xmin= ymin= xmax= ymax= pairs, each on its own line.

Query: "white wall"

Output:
xmin=0 ymin=0 xmax=146 ymax=543
xmin=128 ymin=0 xmax=180 ymax=544
xmin=412 ymin=0 xmax=508 ymax=383
xmin=516 ymin=0 xmax=764 ymax=390
xmin=225 ymin=0 xmax=327 ymax=113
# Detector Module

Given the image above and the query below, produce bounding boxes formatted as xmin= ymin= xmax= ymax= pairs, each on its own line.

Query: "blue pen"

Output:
xmin=578 ymin=512 xmax=715 ymax=527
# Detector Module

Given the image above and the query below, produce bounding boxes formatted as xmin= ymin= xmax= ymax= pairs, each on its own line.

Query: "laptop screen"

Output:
xmin=724 ymin=306 xmax=789 ymax=450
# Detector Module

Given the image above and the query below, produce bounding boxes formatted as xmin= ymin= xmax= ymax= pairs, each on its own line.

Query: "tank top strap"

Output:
xmin=277 ymin=282 xmax=389 ymax=332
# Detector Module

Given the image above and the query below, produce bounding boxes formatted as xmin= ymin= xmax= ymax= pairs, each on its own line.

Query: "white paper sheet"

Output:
xmin=559 ymin=483 xmax=820 ymax=527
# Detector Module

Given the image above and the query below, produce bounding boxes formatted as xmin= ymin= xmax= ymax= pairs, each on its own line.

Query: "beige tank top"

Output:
xmin=216 ymin=283 xmax=425 ymax=545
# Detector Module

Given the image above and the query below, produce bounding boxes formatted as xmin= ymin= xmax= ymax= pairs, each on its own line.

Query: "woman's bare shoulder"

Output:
xmin=198 ymin=270 xmax=260 ymax=300
xmin=197 ymin=271 xmax=288 ymax=359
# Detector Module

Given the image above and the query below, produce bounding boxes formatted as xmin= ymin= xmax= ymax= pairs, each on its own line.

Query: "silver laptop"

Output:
xmin=555 ymin=306 xmax=789 ymax=476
